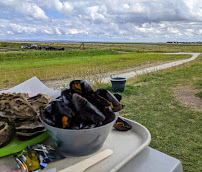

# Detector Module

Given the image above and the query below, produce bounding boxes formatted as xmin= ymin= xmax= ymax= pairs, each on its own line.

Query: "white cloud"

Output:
xmin=65 ymin=29 xmax=88 ymax=35
xmin=37 ymin=0 xmax=74 ymax=16
xmin=43 ymin=29 xmax=53 ymax=34
xmin=7 ymin=31 xmax=14 ymax=34
xmin=9 ymin=23 xmax=37 ymax=33
xmin=55 ymin=27 xmax=62 ymax=35
xmin=0 ymin=0 xmax=48 ymax=20
xmin=167 ymin=27 xmax=179 ymax=34
xmin=0 ymin=0 xmax=201 ymax=42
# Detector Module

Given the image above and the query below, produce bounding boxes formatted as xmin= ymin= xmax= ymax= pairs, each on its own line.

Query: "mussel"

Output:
xmin=72 ymin=93 xmax=105 ymax=123
xmin=95 ymin=89 xmax=124 ymax=112
xmin=41 ymin=79 xmax=125 ymax=130
xmin=42 ymin=97 xmax=76 ymax=128
xmin=70 ymin=80 xmax=94 ymax=95
xmin=113 ymin=117 xmax=132 ymax=131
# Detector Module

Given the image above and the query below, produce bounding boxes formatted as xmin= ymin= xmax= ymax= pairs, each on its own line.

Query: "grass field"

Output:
xmin=1 ymin=41 xmax=202 ymax=53
xmin=0 ymin=42 xmax=201 ymax=171
xmin=0 ymin=48 xmax=190 ymax=89
xmin=100 ymin=55 xmax=202 ymax=172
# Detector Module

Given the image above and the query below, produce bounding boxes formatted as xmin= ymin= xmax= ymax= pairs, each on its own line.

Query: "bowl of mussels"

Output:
xmin=40 ymin=80 xmax=129 ymax=156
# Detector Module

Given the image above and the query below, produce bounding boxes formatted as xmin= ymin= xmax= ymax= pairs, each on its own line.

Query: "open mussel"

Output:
xmin=113 ymin=117 xmax=132 ymax=131
xmin=95 ymin=88 xmax=124 ymax=112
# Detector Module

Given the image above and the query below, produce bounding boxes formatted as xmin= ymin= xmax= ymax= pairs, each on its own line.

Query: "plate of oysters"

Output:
xmin=0 ymin=93 xmax=50 ymax=157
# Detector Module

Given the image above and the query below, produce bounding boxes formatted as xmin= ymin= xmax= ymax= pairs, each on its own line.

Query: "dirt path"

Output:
xmin=44 ymin=53 xmax=200 ymax=89
xmin=101 ymin=53 xmax=200 ymax=83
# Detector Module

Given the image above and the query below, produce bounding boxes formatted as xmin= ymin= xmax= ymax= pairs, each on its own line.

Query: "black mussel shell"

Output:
xmin=101 ymin=107 xmax=116 ymax=125
xmin=70 ymin=80 xmax=94 ymax=95
xmin=72 ymin=93 xmax=105 ymax=123
xmin=113 ymin=94 xmax=122 ymax=102
xmin=84 ymin=92 xmax=111 ymax=111
xmin=95 ymin=88 xmax=123 ymax=112
xmin=61 ymin=86 xmax=72 ymax=100
xmin=113 ymin=117 xmax=132 ymax=131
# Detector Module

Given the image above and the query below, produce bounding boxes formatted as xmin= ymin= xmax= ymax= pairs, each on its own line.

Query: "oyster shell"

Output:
xmin=0 ymin=121 xmax=10 ymax=148
xmin=15 ymin=120 xmax=46 ymax=137
xmin=0 ymin=93 xmax=37 ymax=119
xmin=27 ymin=93 xmax=50 ymax=112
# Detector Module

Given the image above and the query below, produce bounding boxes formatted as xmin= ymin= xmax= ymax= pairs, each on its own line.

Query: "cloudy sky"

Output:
xmin=0 ymin=0 xmax=202 ymax=42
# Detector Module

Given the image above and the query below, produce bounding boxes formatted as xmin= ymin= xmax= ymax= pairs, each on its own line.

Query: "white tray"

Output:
xmin=45 ymin=117 xmax=151 ymax=172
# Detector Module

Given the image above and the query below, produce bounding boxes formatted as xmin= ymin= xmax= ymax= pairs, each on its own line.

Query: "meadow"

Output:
xmin=0 ymin=42 xmax=194 ymax=89
xmin=100 ymin=55 xmax=202 ymax=172
xmin=0 ymin=42 xmax=201 ymax=171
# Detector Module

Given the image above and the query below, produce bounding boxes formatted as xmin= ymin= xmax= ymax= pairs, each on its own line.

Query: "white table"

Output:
xmin=118 ymin=147 xmax=183 ymax=172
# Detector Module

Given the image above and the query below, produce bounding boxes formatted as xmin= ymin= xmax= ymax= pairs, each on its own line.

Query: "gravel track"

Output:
xmin=44 ymin=53 xmax=201 ymax=89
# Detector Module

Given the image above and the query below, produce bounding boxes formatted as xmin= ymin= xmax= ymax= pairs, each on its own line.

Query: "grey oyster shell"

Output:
xmin=0 ymin=121 xmax=10 ymax=147
xmin=27 ymin=93 xmax=50 ymax=112
xmin=15 ymin=120 xmax=46 ymax=137
xmin=0 ymin=93 xmax=37 ymax=119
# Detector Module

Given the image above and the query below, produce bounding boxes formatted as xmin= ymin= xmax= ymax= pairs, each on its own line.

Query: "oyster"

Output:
xmin=0 ymin=93 xmax=37 ymax=119
xmin=15 ymin=120 xmax=46 ymax=138
xmin=0 ymin=121 xmax=10 ymax=148
xmin=27 ymin=93 xmax=50 ymax=112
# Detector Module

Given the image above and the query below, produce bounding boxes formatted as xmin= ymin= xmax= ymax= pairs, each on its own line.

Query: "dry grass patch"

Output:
xmin=173 ymin=86 xmax=202 ymax=112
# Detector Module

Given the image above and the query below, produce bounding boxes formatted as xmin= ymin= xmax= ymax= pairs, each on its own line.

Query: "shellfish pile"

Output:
xmin=40 ymin=80 xmax=126 ymax=130
xmin=0 ymin=93 xmax=49 ymax=147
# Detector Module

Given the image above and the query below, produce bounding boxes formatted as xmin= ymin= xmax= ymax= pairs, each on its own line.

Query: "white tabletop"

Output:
xmin=118 ymin=147 xmax=183 ymax=172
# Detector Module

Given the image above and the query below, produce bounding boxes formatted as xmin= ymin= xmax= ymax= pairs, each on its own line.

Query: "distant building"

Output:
xmin=167 ymin=41 xmax=202 ymax=44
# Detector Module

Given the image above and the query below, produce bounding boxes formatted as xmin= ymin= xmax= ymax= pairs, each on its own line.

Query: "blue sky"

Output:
xmin=0 ymin=0 xmax=202 ymax=42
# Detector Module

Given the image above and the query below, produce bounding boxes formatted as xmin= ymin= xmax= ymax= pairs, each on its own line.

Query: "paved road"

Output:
xmin=102 ymin=53 xmax=201 ymax=83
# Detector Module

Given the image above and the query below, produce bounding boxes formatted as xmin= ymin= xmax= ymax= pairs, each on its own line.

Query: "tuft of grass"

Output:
xmin=195 ymin=91 xmax=202 ymax=99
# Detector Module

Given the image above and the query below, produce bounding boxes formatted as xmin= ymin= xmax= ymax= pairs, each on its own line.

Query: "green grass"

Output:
xmin=1 ymin=41 xmax=202 ymax=53
xmin=100 ymin=56 xmax=202 ymax=172
xmin=195 ymin=91 xmax=202 ymax=99
xmin=0 ymin=49 xmax=190 ymax=89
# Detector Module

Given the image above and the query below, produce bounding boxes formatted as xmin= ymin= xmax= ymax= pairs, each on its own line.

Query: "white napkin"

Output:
xmin=0 ymin=76 xmax=61 ymax=100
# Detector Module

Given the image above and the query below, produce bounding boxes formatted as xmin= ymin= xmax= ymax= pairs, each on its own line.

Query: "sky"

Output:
xmin=0 ymin=0 xmax=202 ymax=43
